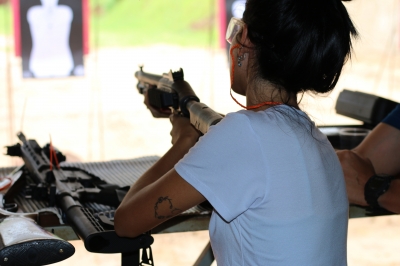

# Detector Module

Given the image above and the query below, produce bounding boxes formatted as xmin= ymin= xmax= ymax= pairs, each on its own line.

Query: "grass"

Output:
xmin=0 ymin=0 xmax=219 ymax=48
xmin=0 ymin=3 xmax=12 ymax=36
xmin=94 ymin=0 xmax=218 ymax=47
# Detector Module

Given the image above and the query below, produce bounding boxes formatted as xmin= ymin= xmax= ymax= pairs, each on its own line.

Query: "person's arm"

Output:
xmin=336 ymin=149 xmax=374 ymax=206
xmin=336 ymin=149 xmax=400 ymax=213
xmin=354 ymin=123 xmax=400 ymax=175
xmin=337 ymin=121 xmax=400 ymax=213
xmin=114 ymin=115 xmax=205 ymax=238
xmin=378 ymin=177 xmax=400 ymax=213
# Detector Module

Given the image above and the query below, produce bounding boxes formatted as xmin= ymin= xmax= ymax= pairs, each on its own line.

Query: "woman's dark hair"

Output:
xmin=242 ymin=0 xmax=358 ymax=96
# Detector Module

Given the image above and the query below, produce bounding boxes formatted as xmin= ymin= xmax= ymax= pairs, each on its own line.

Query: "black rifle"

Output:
xmin=5 ymin=132 xmax=154 ymax=265
xmin=135 ymin=66 xmax=223 ymax=134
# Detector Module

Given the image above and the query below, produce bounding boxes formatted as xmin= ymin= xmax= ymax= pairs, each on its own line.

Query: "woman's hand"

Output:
xmin=169 ymin=114 xmax=201 ymax=147
xmin=336 ymin=149 xmax=375 ymax=206
xmin=144 ymin=90 xmax=172 ymax=118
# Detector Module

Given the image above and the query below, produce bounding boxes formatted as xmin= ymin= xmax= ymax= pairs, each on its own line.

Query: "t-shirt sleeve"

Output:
xmin=175 ymin=112 xmax=268 ymax=222
xmin=382 ymin=104 xmax=400 ymax=130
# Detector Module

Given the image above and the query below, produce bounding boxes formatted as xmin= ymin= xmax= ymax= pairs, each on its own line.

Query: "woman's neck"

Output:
xmin=246 ymin=80 xmax=299 ymax=111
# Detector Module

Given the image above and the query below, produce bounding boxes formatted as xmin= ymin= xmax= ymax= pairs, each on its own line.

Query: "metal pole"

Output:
xmin=5 ymin=0 xmax=15 ymax=165
xmin=87 ymin=0 xmax=105 ymax=161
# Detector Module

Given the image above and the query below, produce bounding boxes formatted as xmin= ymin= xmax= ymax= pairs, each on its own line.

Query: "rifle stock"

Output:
xmin=0 ymin=216 xmax=75 ymax=266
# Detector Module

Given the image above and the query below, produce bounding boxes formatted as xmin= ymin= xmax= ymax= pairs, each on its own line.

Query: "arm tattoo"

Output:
xmin=154 ymin=196 xmax=182 ymax=219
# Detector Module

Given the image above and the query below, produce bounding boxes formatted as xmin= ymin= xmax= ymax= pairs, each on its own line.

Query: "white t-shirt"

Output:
xmin=175 ymin=105 xmax=348 ymax=266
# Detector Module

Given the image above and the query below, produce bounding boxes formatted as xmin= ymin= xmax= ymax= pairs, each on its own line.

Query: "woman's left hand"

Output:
xmin=169 ymin=114 xmax=201 ymax=147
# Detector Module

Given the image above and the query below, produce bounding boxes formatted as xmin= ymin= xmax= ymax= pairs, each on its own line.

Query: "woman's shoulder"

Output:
xmin=217 ymin=110 xmax=252 ymax=126
xmin=211 ymin=106 xmax=317 ymax=140
xmin=216 ymin=109 xmax=279 ymax=132
xmin=231 ymin=105 xmax=313 ymax=127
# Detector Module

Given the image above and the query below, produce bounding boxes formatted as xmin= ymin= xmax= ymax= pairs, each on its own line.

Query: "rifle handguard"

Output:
xmin=187 ymin=101 xmax=223 ymax=134
xmin=58 ymin=193 xmax=153 ymax=253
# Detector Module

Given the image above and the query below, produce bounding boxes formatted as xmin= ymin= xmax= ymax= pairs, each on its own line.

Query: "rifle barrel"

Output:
xmin=135 ymin=71 xmax=163 ymax=86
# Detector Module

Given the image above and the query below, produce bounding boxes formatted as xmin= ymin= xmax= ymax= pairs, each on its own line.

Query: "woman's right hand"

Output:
xmin=169 ymin=114 xmax=201 ymax=147
xmin=143 ymin=90 xmax=172 ymax=118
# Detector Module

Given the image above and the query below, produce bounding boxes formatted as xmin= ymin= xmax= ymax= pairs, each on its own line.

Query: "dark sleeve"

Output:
xmin=382 ymin=104 xmax=400 ymax=130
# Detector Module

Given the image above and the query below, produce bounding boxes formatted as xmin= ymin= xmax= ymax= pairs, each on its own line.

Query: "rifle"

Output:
xmin=135 ymin=66 xmax=224 ymax=134
xmin=4 ymin=132 xmax=154 ymax=265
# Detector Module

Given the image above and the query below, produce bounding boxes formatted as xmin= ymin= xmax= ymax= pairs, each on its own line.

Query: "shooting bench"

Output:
xmin=0 ymin=156 xmax=212 ymax=266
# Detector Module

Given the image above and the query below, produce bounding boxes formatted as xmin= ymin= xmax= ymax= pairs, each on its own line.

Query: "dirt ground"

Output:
xmin=2 ymin=1 xmax=400 ymax=263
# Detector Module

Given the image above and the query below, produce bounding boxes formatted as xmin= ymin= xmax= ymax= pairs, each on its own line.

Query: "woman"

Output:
xmin=115 ymin=0 xmax=358 ymax=264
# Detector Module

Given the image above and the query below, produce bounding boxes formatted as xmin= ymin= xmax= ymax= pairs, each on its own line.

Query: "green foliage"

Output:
xmin=91 ymin=0 xmax=218 ymax=47
xmin=0 ymin=4 xmax=12 ymax=35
